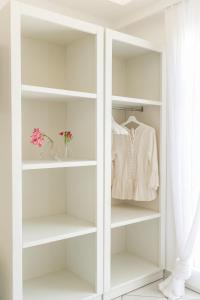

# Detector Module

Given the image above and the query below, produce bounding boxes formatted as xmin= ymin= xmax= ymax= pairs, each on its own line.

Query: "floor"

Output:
xmin=115 ymin=280 xmax=200 ymax=300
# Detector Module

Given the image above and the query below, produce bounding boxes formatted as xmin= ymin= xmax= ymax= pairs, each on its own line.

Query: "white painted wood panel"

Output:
xmin=104 ymin=272 xmax=163 ymax=300
xmin=23 ymin=269 xmax=96 ymax=300
xmin=21 ymin=16 xmax=87 ymax=46
xmin=22 ymin=85 xmax=96 ymax=102
xmin=66 ymin=234 xmax=96 ymax=286
xmin=23 ymin=168 xmax=66 ymax=219
xmin=111 ymin=253 xmax=161 ymax=288
xmin=0 ymin=4 xmax=17 ymax=300
xmin=111 ymin=204 xmax=160 ymax=229
xmin=126 ymin=220 xmax=160 ymax=265
xmin=104 ymin=29 xmax=113 ymax=292
xmin=112 ymin=56 xmax=127 ymax=97
xmin=65 ymin=35 xmax=96 ymax=93
xmin=112 ymin=96 xmax=162 ymax=107
xmin=126 ymin=52 xmax=161 ymax=101
xmin=19 ymin=1 xmax=100 ymax=36
xmin=22 ymin=160 xmax=97 ymax=170
xmin=23 ymin=214 xmax=97 ymax=248
xmin=65 ymin=166 xmax=97 ymax=224
xmin=21 ymin=37 xmax=67 ymax=89
xmin=111 ymin=227 xmax=126 ymax=256
xmin=66 ymin=101 xmax=96 ymax=160
xmin=11 ymin=2 xmax=23 ymax=300
xmin=111 ymin=30 xmax=162 ymax=55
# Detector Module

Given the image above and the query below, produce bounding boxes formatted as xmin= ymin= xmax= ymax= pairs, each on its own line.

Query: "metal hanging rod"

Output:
xmin=112 ymin=106 xmax=143 ymax=112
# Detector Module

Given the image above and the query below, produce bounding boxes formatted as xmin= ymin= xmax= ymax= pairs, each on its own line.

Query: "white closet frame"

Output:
xmin=0 ymin=2 xmax=167 ymax=300
xmin=0 ymin=1 xmax=103 ymax=300
xmin=103 ymin=29 xmax=166 ymax=300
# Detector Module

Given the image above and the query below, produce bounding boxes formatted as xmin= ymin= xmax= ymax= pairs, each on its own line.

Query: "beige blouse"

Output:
xmin=112 ymin=124 xmax=159 ymax=201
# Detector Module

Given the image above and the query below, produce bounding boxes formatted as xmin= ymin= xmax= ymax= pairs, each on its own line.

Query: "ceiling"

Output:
xmin=53 ymin=0 xmax=161 ymax=27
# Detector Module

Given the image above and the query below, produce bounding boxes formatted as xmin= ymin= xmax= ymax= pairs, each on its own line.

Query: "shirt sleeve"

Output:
xmin=148 ymin=129 xmax=159 ymax=190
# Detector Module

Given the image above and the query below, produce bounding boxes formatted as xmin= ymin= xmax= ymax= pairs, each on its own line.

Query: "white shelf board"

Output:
xmin=23 ymin=269 xmax=96 ymax=300
xmin=23 ymin=214 xmax=97 ymax=248
xmin=112 ymin=95 xmax=162 ymax=107
xmin=22 ymin=85 xmax=96 ymax=102
xmin=20 ymin=3 xmax=99 ymax=44
xmin=111 ymin=29 xmax=162 ymax=59
xmin=111 ymin=205 xmax=160 ymax=229
xmin=111 ymin=252 xmax=160 ymax=288
xmin=22 ymin=160 xmax=97 ymax=170
xmin=22 ymin=16 xmax=87 ymax=46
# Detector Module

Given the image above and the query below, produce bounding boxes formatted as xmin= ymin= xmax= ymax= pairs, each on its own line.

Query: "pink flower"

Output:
xmin=59 ymin=130 xmax=73 ymax=144
xmin=30 ymin=128 xmax=44 ymax=147
xmin=66 ymin=131 xmax=73 ymax=139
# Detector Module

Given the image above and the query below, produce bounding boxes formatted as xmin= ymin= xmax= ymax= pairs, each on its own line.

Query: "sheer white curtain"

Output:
xmin=159 ymin=0 xmax=200 ymax=299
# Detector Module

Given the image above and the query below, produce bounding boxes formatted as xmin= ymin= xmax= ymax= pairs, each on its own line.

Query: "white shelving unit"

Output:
xmin=104 ymin=29 xmax=166 ymax=299
xmin=0 ymin=2 xmax=103 ymax=300
xmin=0 ymin=3 xmax=166 ymax=300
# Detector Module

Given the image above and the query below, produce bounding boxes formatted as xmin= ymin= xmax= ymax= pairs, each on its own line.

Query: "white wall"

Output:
xmin=120 ymin=13 xmax=165 ymax=47
xmin=15 ymin=0 xmax=111 ymax=27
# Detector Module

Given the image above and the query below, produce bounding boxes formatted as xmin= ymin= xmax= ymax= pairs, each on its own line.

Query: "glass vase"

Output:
xmin=38 ymin=140 xmax=56 ymax=160
xmin=64 ymin=143 xmax=69 ymax=160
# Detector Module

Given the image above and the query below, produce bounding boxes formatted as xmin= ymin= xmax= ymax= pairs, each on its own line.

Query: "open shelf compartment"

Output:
xmin=23 ymin=167 xmax=97 ymax=248
xmin=23 ymin=234 xmax=97 ymax=300
xmin=112 ymin=33 xmax=161 ymax=102
xmin=111 ymin=219 xmax=161 ymax=289
xmin=21 ymin=14 xmax=97 ymax=93
xmin=22 ymin=91 xmax=97 ymax=163
xmin=111 ymin=252 xmax=160 ymax=288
